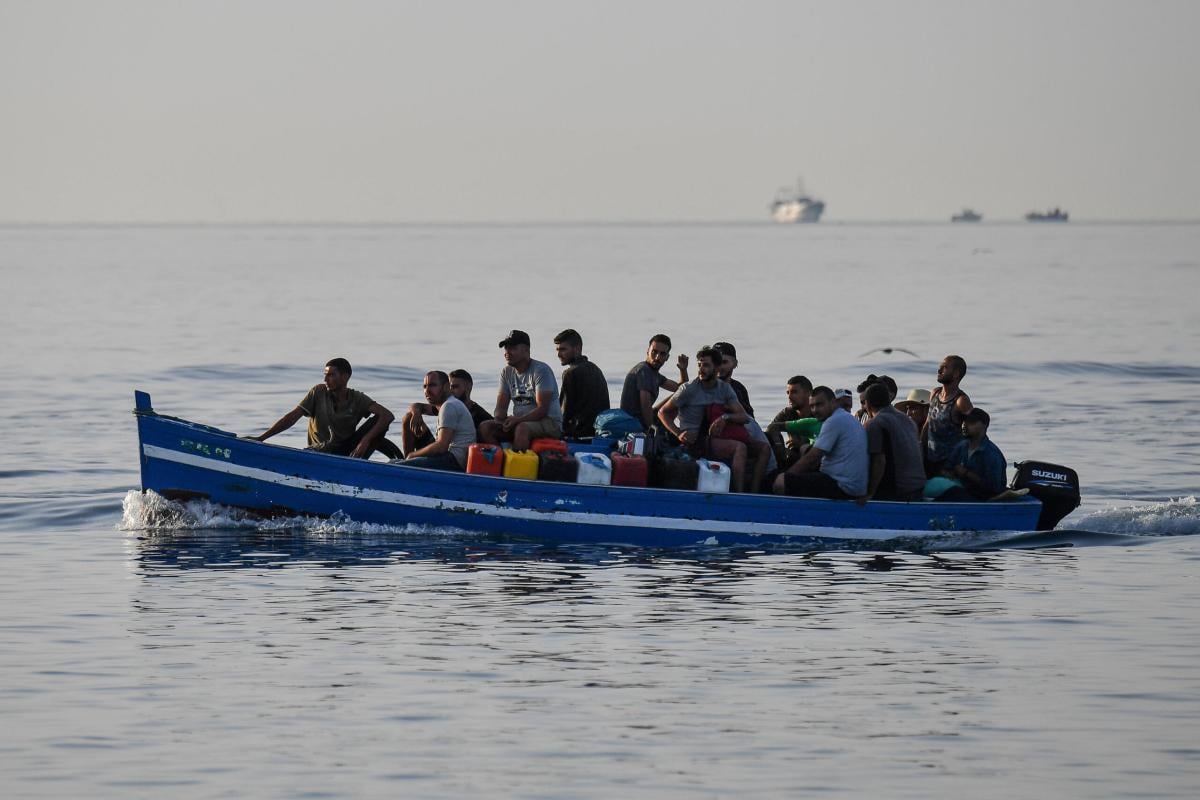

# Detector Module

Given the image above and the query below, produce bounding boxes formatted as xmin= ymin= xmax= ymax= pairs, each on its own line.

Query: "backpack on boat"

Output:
xmin=593 ymin=408 xmax=645 ymax=439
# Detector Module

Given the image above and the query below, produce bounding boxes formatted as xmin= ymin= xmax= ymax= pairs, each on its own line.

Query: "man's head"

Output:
xmin=810 ymin=386 xmax=836 ymax=421
xmin=422 ymin=370 xmax=451 ymax=406
xmin=864 ymin=382 xmax=892 ymax=415
xmin=937 ymin=355 xmax=967 ymax=385
xmin=448 ymin=369 xmax=474 ymax=402
xmin=324 ymin=358 xmax=352 ymax=391
xmin=712 ymin=342 xmax=738 ymax=380
xmin=962 ymin=407 xmax=990 ymax=440
xmin=645 ymin=334 xmax=672 ymax=371
xmin=695 ymin=346 xmax=722 ymax=383
xmin=786 ymin=375 xmax=812 ymax=410
xmin=553 ymin=328 xmax=584 ymax=366
xmin=896 ymin=388 xmax=930 ymax=428
xmin=833 ymin=388 xmax=854 ymax=413
xmin=499 ymin=329 xmax=532 ymax=368
xmin=856 ymin=373 xmax=880 ymax=394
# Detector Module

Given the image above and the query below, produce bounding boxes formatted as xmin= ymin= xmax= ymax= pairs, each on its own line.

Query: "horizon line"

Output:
xmin=2 ymin=217 xmax=1199 ymax=228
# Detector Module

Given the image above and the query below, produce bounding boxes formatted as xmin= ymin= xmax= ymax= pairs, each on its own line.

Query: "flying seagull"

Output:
xmin=858 ymin=347 xmax=920 ymax=359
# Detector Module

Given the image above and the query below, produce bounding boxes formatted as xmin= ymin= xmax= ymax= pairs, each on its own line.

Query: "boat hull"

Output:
xmin=133 ymin=392 xmax=1043 ymax=547
xmin=771 ymin=199 xmax=824 ymax=223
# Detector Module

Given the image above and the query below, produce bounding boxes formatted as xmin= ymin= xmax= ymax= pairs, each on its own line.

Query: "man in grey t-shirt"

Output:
xmin=399 ymin=371 xmax=476 ymax=471
xmin=657 ymin=346 xmax=768 ymax=493
xmin=479 ymin=330 xmax=564 ymax=450
xmin=619 ymin=333 xmax=690 ymax=431
xmin=774 ymin=385 xmax=868 ymax=500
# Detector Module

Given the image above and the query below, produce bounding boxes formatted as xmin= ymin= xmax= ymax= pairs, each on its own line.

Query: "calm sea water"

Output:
xmin=2 ymin=223 xmax=1199 ymax=798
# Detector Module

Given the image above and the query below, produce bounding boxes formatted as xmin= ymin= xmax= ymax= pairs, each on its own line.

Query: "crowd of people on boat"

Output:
xmin=251 ymin=331 xmax=1009 ymax=503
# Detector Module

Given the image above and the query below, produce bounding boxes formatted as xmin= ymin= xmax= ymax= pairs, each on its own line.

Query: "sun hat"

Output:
xmin=895 ymin=388 xmax=931 ymax=410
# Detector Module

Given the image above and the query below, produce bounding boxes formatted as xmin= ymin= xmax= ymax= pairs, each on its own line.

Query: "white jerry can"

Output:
xmin=695 ymin=458 xmax=731 ymax=493
xmin=576 ymin=453 xmax=613 ymax=486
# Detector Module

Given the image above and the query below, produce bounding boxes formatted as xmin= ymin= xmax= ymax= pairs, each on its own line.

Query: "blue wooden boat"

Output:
xmin=132 ymin=391 xmax=1067 ymax=547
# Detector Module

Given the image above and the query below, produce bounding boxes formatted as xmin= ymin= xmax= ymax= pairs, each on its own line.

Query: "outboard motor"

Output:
xmin=1011 ymin=461 xmax=1081 ymax=530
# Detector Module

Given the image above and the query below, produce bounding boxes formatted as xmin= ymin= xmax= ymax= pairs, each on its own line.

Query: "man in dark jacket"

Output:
xmin=554 ymin=328 xmax=611 ymax=439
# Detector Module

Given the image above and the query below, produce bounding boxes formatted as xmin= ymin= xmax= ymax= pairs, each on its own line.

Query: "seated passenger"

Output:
xmin=554 ymin=328 xmax=611 ymax=439
xmin=894 ymin=388 xmax=931 ymax=433
xmin=855 ymin=374 xmax=897 ymax=425
xmin=943 ymin=408 xmax=1007 ymax=499
xmin=656 ymin=347 xmax=768 ymax=493
xmin=862 ymin=382 xmax=926 ymax=502
xmin=252 ymin=357 xmax=397 ymax=459
xmin=449 ymin=369 xmax=494 ymax=434
xmin=834 ymin=388 xmax=855 ymax=414
xmin=711 ymin=342 xmax=754 ymax=416
xmin=925 ymin=354 xmax=974 ymax=474
xmin=478 ymin=330 xmax=564 ymax=450
xmin=398 ymin=371 xmax=476 ymax=471
xmin=619 ymin=334 xmax=689 ymax=432
xmin=401 ymin=368 xmax=493 ymax=455
xmin=773 ymin=386 xmax=868 ymax=500
xmin=767 ymin=375 xmax=814 ymax=470
xmin=712 ymin=340 xmax=776 ymax=472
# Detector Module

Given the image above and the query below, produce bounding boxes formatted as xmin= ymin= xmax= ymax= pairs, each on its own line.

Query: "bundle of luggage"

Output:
xmin=464 ymin=433 xmax=732 ymax=492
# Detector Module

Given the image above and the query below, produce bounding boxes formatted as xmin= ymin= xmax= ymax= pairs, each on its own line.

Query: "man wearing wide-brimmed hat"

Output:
xmin=894 ymin=388 xmax=931 ymax=433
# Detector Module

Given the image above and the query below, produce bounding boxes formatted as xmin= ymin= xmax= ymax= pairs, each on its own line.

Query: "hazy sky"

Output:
xmin=2 ymin=0 xmax=1198 ymax=222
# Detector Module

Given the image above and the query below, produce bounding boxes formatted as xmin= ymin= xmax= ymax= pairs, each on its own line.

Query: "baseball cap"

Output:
xmin=498 ymin=330 xmax=531 ymax=348
xmin=833 ymin=388 xmax=853 ymax=400
xmin=712 ymin=341 xmax=737 ymax=359
xmin=964 ymin=407 xmax=991 ymax=427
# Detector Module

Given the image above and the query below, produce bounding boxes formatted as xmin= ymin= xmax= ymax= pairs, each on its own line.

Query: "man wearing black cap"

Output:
xmin=943 ymin=407 xmax=1007 ymax=500
xmin=479 ymin=330 xmax=564 ymax=450
xmin=712 ymin=340 xmax=777 ymax=474
xmin=711 ymin=342 xmax=754 ymax=417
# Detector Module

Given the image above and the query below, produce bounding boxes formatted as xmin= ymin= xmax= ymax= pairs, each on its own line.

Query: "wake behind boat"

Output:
xmin=132 ymin=391 xmax=1080 ymax=546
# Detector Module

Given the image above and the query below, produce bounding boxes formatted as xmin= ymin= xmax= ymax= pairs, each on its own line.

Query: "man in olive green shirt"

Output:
xmin=253 ymin=358 xmax=396 ymax=458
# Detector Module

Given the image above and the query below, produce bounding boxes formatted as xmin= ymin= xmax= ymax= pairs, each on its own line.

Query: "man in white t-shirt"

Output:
xmin=479 ymin=330 xmax=564 ymax=450
xmin=398 ymin=371 xmax=476 ymax=471
xmin=773 ymin=385 xmax=868 ymax=500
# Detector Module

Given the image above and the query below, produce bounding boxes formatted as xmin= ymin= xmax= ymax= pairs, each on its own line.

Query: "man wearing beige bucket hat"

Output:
xmin=894 ymin=388 xmax=931 ymax=432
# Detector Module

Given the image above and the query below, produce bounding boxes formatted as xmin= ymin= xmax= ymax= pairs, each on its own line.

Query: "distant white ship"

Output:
xmin=770 ymin=178 xmax=825 ymax=223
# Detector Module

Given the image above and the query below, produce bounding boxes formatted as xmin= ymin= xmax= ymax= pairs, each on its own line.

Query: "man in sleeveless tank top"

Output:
xmin=924 ymin=355 xmax=974 ymax=475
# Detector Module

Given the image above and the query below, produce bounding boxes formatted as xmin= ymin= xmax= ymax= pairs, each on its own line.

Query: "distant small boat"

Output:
xmin=1026 ymin=208 xmax=1069 ymax=222
xmin=770 ymin=178 xmax=825 ymax=223
xmin=952 ymin=208 xmax=982 ymax=223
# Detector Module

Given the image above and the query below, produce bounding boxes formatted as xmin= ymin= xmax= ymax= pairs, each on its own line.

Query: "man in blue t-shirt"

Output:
xmin=944 ymin=407 xmax=1007 ymax=499
xmin=773 ymin=385 xmax=868 ymax=500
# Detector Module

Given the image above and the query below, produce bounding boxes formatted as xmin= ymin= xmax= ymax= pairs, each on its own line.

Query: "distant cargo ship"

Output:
xmin=1026 ymin=208 xmax=1069 ymax=222
xmin=952 ymin=208 xmax=982 ymax=222
xmin=770 ymin=178 xmax=825 ymax=223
